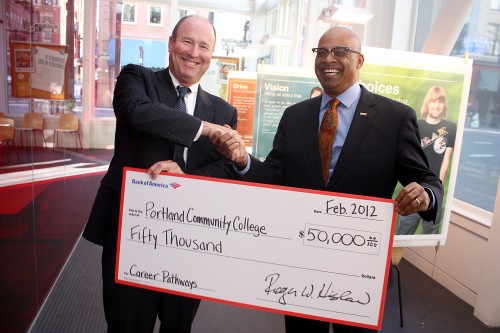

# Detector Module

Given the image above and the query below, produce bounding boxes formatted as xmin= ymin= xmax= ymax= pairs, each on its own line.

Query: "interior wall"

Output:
xmin=89 ymin=120 xmax=116 ymax=148
xmin=404 ymin=188 xmax=500 ymax=327
xmin=474 ymin=181 xmax=500 ymax=326
xmin=404 ymin=215 xmax=489 ymax=306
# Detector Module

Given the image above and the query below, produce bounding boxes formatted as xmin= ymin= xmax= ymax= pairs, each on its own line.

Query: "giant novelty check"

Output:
xmin=117 ymin=168 xmax=396 ymax=330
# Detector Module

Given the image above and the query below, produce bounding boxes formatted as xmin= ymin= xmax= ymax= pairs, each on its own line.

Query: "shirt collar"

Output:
xmin=169 ymin=70 xmax=199 ymax=95
xmin=320 ymin=83 xmax=361 ymax=110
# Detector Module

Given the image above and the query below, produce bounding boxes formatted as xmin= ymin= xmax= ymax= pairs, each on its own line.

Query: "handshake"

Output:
xmin=205 ymin=122 xmax=248 ymax=169
xmin=148 ymin=121 xmax=248 ymax=179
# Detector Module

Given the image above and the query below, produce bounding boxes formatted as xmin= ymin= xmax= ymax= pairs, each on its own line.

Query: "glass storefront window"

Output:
xmin=2 ymin=2 xmax=111 ymax=333
xmin=451 ymin=0 xmax=500 ymax=215
xmin=93 ymin=0 xmax=122 ymax=117
xmin=5 ymin=0 xmax=80 ymax=116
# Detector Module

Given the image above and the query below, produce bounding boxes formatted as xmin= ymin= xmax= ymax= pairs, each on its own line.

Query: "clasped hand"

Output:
xmin=208 ymin=125 xmax=248 ymax=168
xmin=147 ymin=123 xmax=247 ymax=180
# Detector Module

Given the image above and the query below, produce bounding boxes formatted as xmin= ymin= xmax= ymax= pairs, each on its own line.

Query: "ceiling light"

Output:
xmin=317 ymin=4 xmax=374 ymax=25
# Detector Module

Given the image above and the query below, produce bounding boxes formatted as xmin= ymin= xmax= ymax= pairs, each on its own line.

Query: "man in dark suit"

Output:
xmin=83 ymin=16 xmax=239 ymax=333
xmin=213 ymin=27 xmax=443 ymax=333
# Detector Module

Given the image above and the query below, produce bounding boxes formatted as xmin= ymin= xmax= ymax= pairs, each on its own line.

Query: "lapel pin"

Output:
xmin=360 ymin=112 xmax=368 ymax=116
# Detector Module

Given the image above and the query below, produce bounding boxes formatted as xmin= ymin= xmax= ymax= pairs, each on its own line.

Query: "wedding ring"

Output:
xmin=415 ymin=198 xmax=420 ymax=206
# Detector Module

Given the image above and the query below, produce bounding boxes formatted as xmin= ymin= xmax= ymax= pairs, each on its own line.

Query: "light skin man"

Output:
xmin=83 ymin=16 xmax=240 ymax=333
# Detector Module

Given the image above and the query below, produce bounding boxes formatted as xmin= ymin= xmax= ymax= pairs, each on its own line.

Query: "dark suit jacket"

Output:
xmin=83 ymin=64 xmax=238 ymax=247
xmin=244 ymin=85 xmax=443 ymax=222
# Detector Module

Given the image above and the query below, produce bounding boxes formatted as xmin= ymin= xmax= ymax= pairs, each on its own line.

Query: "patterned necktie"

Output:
xmin=173 ymin=85 xmax=191 ymax=170
xmin=319 ymin=99 xmax=340 ymax=185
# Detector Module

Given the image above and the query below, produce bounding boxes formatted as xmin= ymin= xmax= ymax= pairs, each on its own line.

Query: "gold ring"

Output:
xmin=415 ymin=198 xmax=420 ymax=206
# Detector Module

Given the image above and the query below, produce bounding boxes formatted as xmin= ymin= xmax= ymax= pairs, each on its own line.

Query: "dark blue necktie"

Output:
xmin=173 ymin=86 xmax=191 ymax=170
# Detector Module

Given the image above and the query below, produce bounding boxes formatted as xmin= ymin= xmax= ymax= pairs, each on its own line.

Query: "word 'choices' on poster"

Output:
xmin=117 ymin=168 xmax=396 ymax=330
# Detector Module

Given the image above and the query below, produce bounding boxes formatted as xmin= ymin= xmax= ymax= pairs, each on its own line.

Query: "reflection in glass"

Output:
xmin=451 ymin=1 xmax=500 ymax=213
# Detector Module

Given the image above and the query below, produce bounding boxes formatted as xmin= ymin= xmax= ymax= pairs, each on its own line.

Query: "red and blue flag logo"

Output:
xmin=170 ymin=182 xmax=181 ymax=189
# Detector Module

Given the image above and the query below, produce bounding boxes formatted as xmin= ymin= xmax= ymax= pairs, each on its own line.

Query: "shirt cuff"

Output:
xmin=423 ymin=187 xmax=435 ymax=211
xmin=233 ymin=152 xmax=251 ymax=175
xmin=193 ymin=122 xmax=203 ymax=141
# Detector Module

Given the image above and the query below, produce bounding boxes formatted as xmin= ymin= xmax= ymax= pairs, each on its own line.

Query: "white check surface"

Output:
xmin=117 ymin=169 xmax=395 ymax=329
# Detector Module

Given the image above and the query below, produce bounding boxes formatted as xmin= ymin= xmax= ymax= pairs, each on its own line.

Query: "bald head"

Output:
xmin=319 ymin=27 xmax=362 ymax=52
xmin=172 ymin=15 xmax=217 ymax=43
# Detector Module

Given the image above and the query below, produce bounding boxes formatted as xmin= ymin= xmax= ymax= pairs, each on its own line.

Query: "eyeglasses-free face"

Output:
xmin=312 ymin=46 xmax=361 ymax=59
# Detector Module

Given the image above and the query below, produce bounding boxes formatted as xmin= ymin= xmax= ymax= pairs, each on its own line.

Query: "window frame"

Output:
xmin=147 ymin=5 xmax=163 ymax=27
xmin=122 ymin=3 xmax=137 ymax=25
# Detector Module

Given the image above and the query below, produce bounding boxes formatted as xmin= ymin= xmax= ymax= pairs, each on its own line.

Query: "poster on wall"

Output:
xmin=9 ymin=41 xmax=69 ymax=100
xmin=252 ymin=65 xmax=323 ymax=159
xmin=227 ymin=71 xmax=257 ymax=149
xmin=361 ymin=47 xmax=472 ymax=247
xmin=360 ymin=63 xmax=463 ymax=246
xmin=243 ymin=48 xmax=472 ymax=247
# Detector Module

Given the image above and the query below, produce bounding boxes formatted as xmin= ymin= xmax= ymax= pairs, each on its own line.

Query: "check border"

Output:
xmin=116 ymin=167 xmax=396 ymax=330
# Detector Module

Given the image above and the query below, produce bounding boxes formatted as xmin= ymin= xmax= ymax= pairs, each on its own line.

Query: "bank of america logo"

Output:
xmin=170 ymin=182 xmax=181 ymax=189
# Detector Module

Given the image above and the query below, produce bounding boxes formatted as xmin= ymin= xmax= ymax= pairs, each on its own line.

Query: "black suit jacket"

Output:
xmin=244 ymin=85 xmax=443 ymax=222
xmin=83 ymin=64 xmax=238 ymax=247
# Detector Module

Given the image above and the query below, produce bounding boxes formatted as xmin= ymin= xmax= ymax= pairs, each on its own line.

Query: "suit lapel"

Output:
xmin=186 ymin=87 xmax=214 ymax=170
xmin=303 ymin=97 xmax=325 ymax=186
xmin=155 ymin=67 xmax=177 ymax=107
xmin=330 ymin=87 xmax=376 ymax=187
xmin=193 ymin=87 xmax=214 ymax=121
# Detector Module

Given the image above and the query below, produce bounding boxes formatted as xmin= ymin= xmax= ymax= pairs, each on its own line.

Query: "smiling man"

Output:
xmin=168 ymin=16 xmax=215 ymax=88
xmin=83 ymin=15 xmax=240 ymax=333
xmin=212 ymin=26 xmax=443 ymax=333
